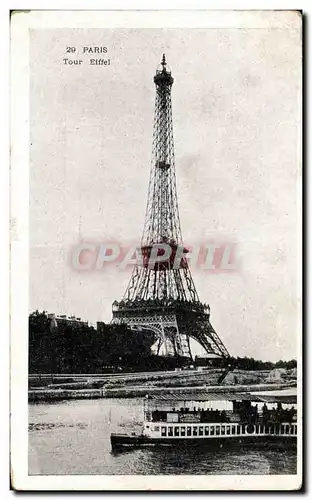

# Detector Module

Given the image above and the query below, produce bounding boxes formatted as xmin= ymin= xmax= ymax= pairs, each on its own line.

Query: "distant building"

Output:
xmin=288 ymin=368 xmax=297 ymax=379
xmin=47 ymin=313 xmax=88 ymax=330
xmin=266 ymin=368 xmax=287 ymax=383
xmin=96 ymin=321 xmax=106 ymax=332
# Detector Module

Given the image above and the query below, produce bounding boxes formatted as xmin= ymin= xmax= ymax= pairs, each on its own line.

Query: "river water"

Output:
xmin=29 ymin=399 xmax=297 ymax=475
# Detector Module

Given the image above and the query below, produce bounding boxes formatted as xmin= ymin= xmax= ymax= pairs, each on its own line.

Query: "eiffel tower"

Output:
xmin=112 ymin=55 xmax=229 ymax=360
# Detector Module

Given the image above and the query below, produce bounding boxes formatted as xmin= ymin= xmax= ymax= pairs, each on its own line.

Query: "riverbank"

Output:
xmin=28 ymin=378 xmax=296 ymax=402
xmin=29 ymin=367 xmax=296 ymax=388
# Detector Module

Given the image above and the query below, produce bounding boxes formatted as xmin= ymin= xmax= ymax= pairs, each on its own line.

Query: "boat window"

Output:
xmin=187 ymin=426 xmax=192 ymax=436
xmin=161 ymin=427 xmax=167 ymax=437
xmin=174 ymin=426 xmax=180 ymax=437
xmin=199 ymin=426 xmax=203 ymax=436
xmin=231 ymin=425 xmax=236 ymax=435
xmin=210 ymin=426 xmax=215 ymax=436
xmin=181 ymin=426 xmax=186 ymax=436
xmin=205 ymin=426 xmax=209 ymax=436
xmin=168 ymin=427 xmax=173 ymax=437
xmin=193 ymin=426 xmax=198 ymax=436
xmin=154 ymin=426 xmax=160 ymax=432
xmin=241 ymin=425 xmax=245 ymax=435
xmin=226 ymin=425 xmax=231 ymax=435
xmin=216 ymin=426 xmax=220 ymax=436
xmin=221 ymin=426 xmax=226 ymax=436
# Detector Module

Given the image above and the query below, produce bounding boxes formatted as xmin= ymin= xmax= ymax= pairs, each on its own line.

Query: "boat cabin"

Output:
xmin=142 ymin=390 xmax=297 ymax=440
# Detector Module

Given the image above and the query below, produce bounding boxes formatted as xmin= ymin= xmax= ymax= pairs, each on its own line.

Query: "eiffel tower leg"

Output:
xmin=156 ymin=338 xmax=163 ymax=355
xmin=160 ymin=320 xmax=169 ymax=356
xmin=186 ymin=334 xmax=193 ymax=362
xmin=190 ymin=321 xmax=229 ymax=359
xmin=206 ymin=320 xmax=229 ymax=358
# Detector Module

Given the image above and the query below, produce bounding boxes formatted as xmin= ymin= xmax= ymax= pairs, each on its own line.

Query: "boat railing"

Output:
xmin=156 ymin=422 xmax=297 ymax=438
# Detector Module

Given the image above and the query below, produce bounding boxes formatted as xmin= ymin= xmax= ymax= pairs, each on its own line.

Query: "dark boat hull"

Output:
xmin=110 ymin=433 xmax=297 ymax=451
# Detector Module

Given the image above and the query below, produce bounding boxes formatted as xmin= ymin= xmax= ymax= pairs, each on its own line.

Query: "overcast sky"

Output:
xmin=30 ymin=24 xmax=301 ymax=361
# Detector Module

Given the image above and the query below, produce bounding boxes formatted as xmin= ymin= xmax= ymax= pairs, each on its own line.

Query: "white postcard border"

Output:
xmin=10 ymin=9 xmax=302 ymax=491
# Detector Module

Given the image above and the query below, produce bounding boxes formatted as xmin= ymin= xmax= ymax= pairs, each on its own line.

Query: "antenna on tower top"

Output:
xmin=161 ymin=53 xmax=166 ymax=70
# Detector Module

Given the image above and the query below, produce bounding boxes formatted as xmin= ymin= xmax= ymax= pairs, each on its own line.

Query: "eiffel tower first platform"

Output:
xmin=112 ymin=55 xmax=229 ymax=361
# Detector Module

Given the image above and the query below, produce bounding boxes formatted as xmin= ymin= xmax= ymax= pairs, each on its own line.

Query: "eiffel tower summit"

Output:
xmin=112 ymin=55 xmax=229 ymax=361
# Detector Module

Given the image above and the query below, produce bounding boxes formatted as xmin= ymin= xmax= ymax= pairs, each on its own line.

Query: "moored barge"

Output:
xmin=110 ymin=390 xmax=297 ymax=451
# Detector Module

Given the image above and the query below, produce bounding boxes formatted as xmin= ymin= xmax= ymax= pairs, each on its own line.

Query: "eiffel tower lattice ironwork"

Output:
xmin=112 ymin=55 xmax=229 ymax=360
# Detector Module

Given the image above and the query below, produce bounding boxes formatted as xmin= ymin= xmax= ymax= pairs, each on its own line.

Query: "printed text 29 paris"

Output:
xmin=65 ymin=46 xmax=108 ymax=54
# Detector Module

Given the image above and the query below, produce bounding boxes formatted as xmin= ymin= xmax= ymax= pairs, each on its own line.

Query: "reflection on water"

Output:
xmin=29 ymin=399 xmax=297 ymax=475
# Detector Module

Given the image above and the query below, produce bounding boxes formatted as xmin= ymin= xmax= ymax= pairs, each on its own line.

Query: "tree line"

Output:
xmin=29 ymin=310 xmax=297 ymax=374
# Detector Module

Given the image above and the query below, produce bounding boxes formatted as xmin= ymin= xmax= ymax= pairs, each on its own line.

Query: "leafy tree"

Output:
xmin=28 ymin=311 xmax=297 ymax=374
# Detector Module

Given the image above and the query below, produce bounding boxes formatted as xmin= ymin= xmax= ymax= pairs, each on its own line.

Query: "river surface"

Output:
xmin=29 ymin=399 xmax=297 ymax=475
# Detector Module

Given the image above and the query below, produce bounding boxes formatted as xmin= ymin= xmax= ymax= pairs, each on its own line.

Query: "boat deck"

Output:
xmin=111 ymin=422 xmax=297 ymax=450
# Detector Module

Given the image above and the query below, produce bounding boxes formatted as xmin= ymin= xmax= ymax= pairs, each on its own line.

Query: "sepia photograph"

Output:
xmin=10 ymin=9 xmax=302 ymax=490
